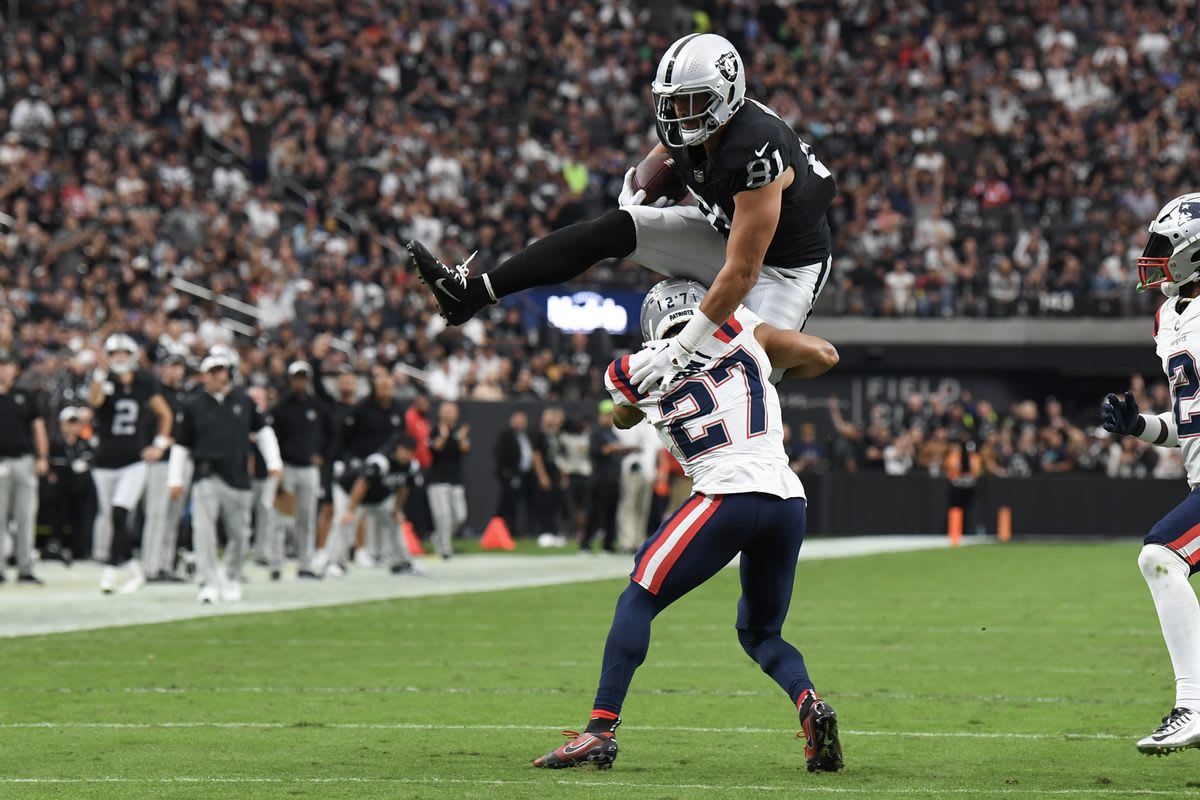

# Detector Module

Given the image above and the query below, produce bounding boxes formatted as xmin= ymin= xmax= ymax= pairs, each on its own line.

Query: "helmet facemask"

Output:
xmin=654 ymin=87 xmax=723 ymax=147
xmin=1139 ymin=232 xmax=1200 ymax=296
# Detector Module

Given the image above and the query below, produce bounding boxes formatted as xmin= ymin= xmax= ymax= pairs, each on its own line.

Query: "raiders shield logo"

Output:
xmin=715 ymin=51 xmax=738 ymax=82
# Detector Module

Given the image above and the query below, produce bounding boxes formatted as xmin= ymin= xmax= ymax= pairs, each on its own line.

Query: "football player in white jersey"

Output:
xmin=1102 ymin=192 xmax=1200 ymax=754
xmin=533 ymin=278 xmax=843 ymax=773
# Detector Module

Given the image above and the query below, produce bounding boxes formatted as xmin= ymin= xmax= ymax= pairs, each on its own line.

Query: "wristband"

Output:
xmin=675 ymin=312 xmax=721 ymax=356
xmin=93 ymin=369 xmax=108 ymax=383
xmin=1134 ymin=414 xmax=1161 ymax=444
xmin=153 ymin=435 xmax=171 ymax=450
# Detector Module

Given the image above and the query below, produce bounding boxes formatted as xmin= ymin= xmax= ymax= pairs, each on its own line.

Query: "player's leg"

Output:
xmin=427 ymin=483 xmax=452 ymax=559
xmin=141 ymin=461 xmax=168 ymax=577
xmin=735 ymin=495 xmax=842 ymax=772
xmin=534 ymin=493 xmax=745 ymax=769
xmin=293 ymin=466 xmax=320 ymax=574
xmin=218 ymin=484 xmax=253 ymax=601
xmin=160 ymin=460 xmax=191 ymax=577
xmin=90 ymin=468 xmax=119 ymax=590
xmin=742 ymin=257 xmax=832 ymax=332
xmin=110 ymin=462 xmax=148 ymax=593
xmin=408 ymin=208 xmax=639 ymax=324
xmin=11 ymin=455 xmax=40 ymax=582
xmin=190 ymin=477 xmax=221 ymax=603
xmin=1136 ymin=491 xmax=1200 ymax=754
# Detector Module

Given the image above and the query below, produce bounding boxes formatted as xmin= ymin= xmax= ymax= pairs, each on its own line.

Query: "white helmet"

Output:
xmin=103 ymin=333 xmax=139 ymax=374
xmin=209 ymin=343 xmax=241 ymax=382
xmin=1138 ymin=192 xmax=1200 ymax=297
xmin=652 ymin=33 xmax=746 ymax=147
xmin=640 ymin=278 xmax=707 ymax=341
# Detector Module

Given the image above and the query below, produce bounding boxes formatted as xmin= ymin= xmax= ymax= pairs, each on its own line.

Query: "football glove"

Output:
xmin=628 ymin=338 xmax=713 ymax=394
xmin=618 ymin=167 xmax=671 ymax=209
xmin=1101 ymin=391 xmax=1145 ymax=436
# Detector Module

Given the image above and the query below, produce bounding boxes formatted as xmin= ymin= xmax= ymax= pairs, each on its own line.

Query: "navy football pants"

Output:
xmin=1146 ymin=486 xmax=1200 ymax=576
xmin=592 ymin=491 xmax=814 ymax=716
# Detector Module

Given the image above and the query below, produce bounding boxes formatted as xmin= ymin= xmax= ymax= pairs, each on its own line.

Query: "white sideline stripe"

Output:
xmin=0 ymin=721 xmax=1128 ymax=740
xmin=0 ymin=535 xmax=974 ymax=639
xmin=635 ymin=495 xmax=714 ymax=592
xmin=0 ymin=685 xmax=1115 ymax=706
xmin=0 ymin=777 xmax=1180 ymax=795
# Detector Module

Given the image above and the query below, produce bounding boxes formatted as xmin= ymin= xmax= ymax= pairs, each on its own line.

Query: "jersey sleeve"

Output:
xmin=720 ymin=121 xmax=794 ymax=195
xmin=604 ymin=355 xmax=644 ymax=407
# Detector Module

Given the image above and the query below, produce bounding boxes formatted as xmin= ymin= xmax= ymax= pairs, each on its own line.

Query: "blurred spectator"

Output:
xmin=494 ymin=410 xmax=533 ymax=538
xmin=427 ymin=401 xmax=470 ymax=559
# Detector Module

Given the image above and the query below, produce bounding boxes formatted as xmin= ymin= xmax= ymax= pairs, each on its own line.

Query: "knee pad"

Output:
xmin=1139 ymin=543 xmax=1188 ymax=582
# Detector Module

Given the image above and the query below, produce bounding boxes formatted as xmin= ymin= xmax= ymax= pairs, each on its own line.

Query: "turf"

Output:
xmin=2 ymin=542 xmax=1200 ymax=799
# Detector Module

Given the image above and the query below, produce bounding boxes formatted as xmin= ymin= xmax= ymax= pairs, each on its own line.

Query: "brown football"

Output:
xmin=631 ymin=150 xmax=688 ymax=205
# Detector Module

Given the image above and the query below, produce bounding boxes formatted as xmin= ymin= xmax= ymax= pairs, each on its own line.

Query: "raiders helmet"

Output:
xmin=652 ymin=33 xmax=746 ymax=147
xmin=103 ymin=333 xmax=139 ymax=374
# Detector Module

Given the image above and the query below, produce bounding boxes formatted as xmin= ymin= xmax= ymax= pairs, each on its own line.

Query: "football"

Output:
xmin=632 ymin=150 xmax=689 ymax=205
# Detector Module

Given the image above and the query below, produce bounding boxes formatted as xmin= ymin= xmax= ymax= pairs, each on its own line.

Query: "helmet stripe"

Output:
xmin=663 ymin=33 xmax=703 ymax=84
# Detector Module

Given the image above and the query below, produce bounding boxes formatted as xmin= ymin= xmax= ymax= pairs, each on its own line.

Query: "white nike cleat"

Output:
xmin=117 ymin=562 xmax=146 ymax=595
xmin=324 ymin=561 xmax=347 ymax=579
xmin=197 ymin=584 xmax=220 ymax=605
xmin=353 ymin=549 xmax=377 ymax=568
xmin=99 ymin=565 xmax=117 ymax=594
xmin=1137 ymin=707 xmax=1200 ymax=755
xmin=220 ymin=581 xmax=242 ymax=603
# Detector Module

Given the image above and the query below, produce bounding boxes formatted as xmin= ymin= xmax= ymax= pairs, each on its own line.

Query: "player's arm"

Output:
xmin=754 ymin=322 xmax=840 ymax=380
xmin=141 ymin=393 xmax=174 ymax=462
xmin=87 ymin=370 xmax=110 ymax=408
xmin=393 ymin=484 xmax=409 ymax=518
xmin=251 ymin=406 xmax=284 ymax=477
xmin=341 ymin=476 xmax=369 ymax=522
xmin=699 ymin=174 xmax=789 ymax=326
xmin=1102 ymin=391 xmax=1180 ymax=448
xmin=32 ymin=415 xmax=49 ymax=476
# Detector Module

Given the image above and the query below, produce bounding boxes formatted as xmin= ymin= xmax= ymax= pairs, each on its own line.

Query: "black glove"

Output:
xmin=1101 ymin=391 xmax=1145 ymax=436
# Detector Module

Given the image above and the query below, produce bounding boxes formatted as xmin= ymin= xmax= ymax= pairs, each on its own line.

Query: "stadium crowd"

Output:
xmin=2 ymin=1 xmax=1199 ymax=411
xmin=795 ymin=374 xmax=1183 ymax=481
xmin=1 ymin=1 xmax=1197 ymax=582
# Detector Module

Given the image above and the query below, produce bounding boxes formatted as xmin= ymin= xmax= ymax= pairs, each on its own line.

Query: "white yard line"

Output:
xmin=0 ymin=776 xmax=1179 ymax=796
xmin=0 ymin=535 xmax=977 ymax=638
xmin=0 ymin=720 xmax=1129 ymax=740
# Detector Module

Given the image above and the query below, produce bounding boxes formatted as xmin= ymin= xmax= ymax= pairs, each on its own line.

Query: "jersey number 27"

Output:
xmin=659 ymin=348 xmax=767 ymax=459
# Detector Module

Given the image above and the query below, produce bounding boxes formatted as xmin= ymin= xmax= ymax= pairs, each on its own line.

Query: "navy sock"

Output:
xmin=468 ymin=209 xmax=636 ymax=302
xmin=591 ymin=582 xmax=667 ymax=716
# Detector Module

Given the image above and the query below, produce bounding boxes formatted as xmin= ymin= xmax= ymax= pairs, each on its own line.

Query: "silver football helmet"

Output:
xmin=652 ymin=33 xmax=746 ymax=147
xmin=103 ymin=333 xmax=139 ymax=374
xmin=640 ymin=278 xmax=707 ymax=341
xmin=1138 ymin=192 xmax=1200 ymax=296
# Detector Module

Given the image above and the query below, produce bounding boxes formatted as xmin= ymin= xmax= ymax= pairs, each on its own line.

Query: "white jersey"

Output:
xmin=605 ymin=307 xmax=805 ymax=500
xmin=1154 ymin=297 xmax=1200 ymax=487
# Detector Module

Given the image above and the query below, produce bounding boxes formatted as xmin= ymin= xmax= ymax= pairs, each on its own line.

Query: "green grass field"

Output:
xmin=2 ymin=542 xmax=1200 ymax=799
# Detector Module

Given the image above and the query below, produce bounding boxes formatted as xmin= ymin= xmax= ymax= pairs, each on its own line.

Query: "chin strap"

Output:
xmin=1161 ymin=271 xmax=1200 ymax=297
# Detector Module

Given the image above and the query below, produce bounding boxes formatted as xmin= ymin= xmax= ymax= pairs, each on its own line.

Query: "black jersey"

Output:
xmin=0 ymin=387 xmax=42 ymax=457
xmin=663 ymin=98 xmax=836 ymax=270
xmin=174 ymin=388 xmax=269 ymax=490
xmin=93 ymin=370 xmax=161 ymax=469
xmin=337 ymin=452 xmax=412 ymax=505
xmin=161 ymin=383 xmax=190 ymax=429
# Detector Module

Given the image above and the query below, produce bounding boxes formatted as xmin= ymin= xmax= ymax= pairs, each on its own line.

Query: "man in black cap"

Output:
xmin=167 ymin=354 xmax=282 ymax=604
xmin=265 ymin=360 xmax=334 ymax=578
xmin=43 ymin=406 xmax=95 ymax=565
xmin=0 ymin=349 xmax=49 ymax=584
xmin=141 ymin=353 xmax=190 ymax=581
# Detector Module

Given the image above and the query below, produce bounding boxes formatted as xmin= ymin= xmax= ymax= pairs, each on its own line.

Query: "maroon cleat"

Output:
xmin=533 ymin=727 xmax=619 ymax=769
xmin=798 ymin=689 xmax=843 ymax=773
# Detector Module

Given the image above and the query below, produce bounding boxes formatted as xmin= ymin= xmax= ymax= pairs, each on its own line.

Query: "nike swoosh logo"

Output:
xmin=562 ymin=734 xmax=596 ymax=755
xmin=434 ymin=278 xmax=461 ymax=302
xmin=755 ymin=142 xmax=770 ymax=157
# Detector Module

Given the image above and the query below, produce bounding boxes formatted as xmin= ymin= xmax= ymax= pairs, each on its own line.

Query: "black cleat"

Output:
xmin=17 ymin=573 xmax=44 ymax=586
xmin=798 ymin=690 xmax=843 ymax=773
xmin=533 ymin=726 xmax=619 ymax=769
xmin=270 ymin=569 xmax=282 ymax=582
xmin=297 ymin=569 xmax=322 ymax=580
xmin=406 ymin=239 xmax=480 ymax=325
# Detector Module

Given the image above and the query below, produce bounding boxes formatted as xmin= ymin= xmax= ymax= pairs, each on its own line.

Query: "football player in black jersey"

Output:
xmin=88 ymin=334 xmax=173 ymax=594
xmin=408 ymin=32 xmax=835 ymax=392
